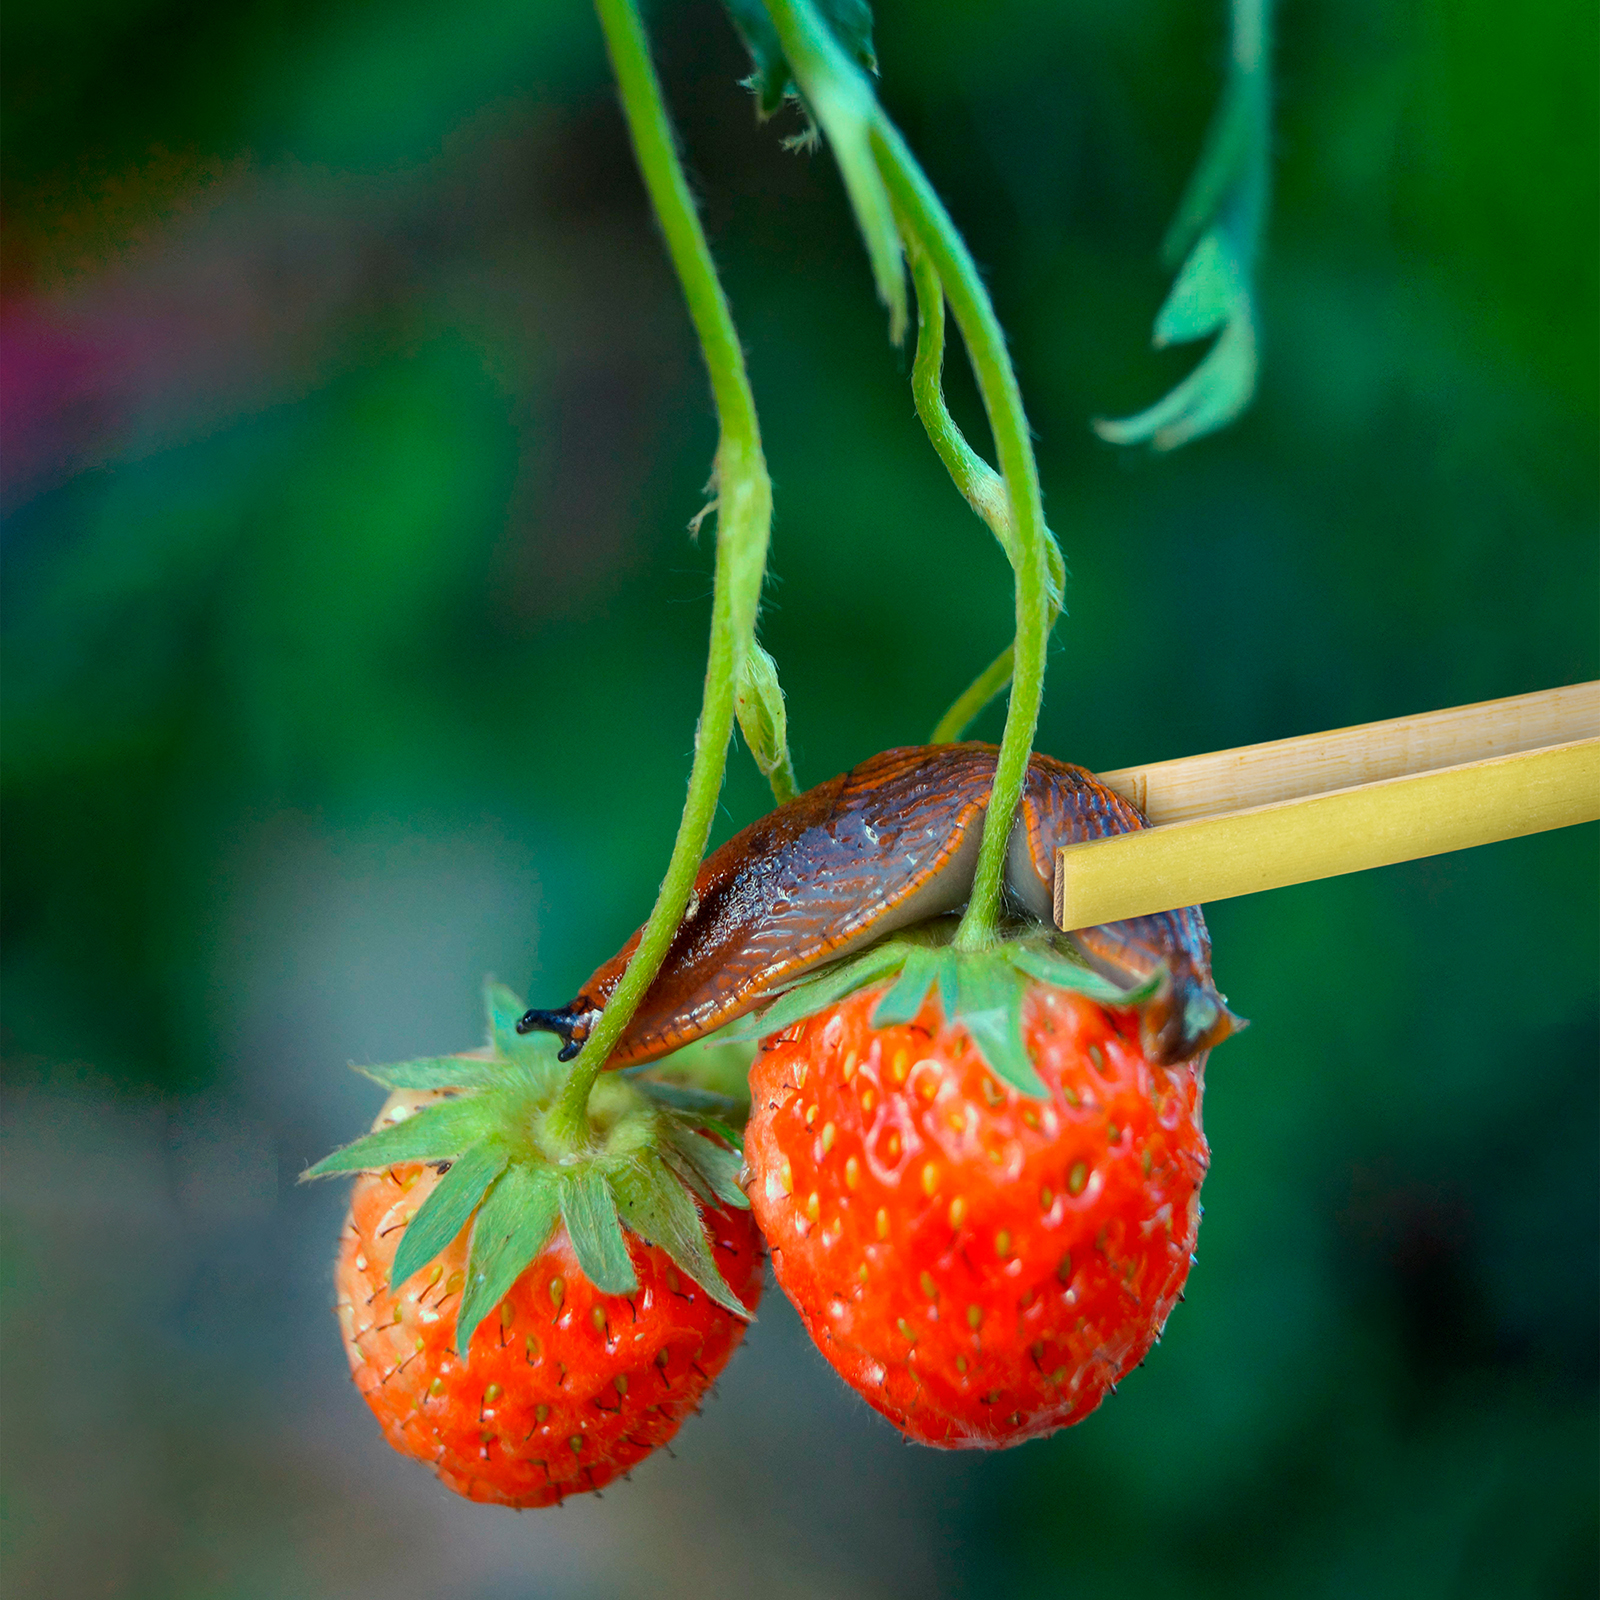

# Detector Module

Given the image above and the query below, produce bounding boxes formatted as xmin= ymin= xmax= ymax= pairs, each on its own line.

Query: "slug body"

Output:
xmin=521 ymin=744 xmax=1240 ymax=1069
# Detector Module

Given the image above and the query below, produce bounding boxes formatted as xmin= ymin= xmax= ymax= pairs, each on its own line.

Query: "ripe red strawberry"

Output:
xmin=744 ymin=976 xmax=1207 ymax=1448
xmin=336 ymin=1088 xmax=763 ymax=1507
xmin=308 ymin=984 xmax=764 ymax=1508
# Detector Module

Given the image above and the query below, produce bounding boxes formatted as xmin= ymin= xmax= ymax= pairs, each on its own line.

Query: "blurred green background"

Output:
xmin=2 ymin=0 xmax=1596 ymax=1596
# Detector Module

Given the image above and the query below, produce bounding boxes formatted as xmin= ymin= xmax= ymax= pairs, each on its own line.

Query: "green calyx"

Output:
xmin=724 ymin=922 xmax=1163 ymax=1100
xmin=302 ymin=982 xmax=754 ymax=1356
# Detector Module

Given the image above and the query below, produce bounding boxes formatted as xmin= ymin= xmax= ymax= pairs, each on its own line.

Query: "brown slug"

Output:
xmin=519 ymin=743 xmax=1241 ymax=1069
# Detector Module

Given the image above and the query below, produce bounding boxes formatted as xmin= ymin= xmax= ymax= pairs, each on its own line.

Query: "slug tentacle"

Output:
xmin=516 ymin=1005 xmax=598 ymax=1060
xmin=533 ymin=745 xmax=1239 ymax=1071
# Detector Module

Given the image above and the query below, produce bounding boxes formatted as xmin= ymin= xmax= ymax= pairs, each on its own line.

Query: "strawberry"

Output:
xmin=307 ymin=985 xmax=764 ymax=1507
xmin=742 ymin=945 xmax=1208 ymax=1449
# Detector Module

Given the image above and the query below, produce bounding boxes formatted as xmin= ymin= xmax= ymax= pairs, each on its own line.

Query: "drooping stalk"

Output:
xmin=871 ymin=123 xmax=1049 ymax=948
xmin=758 ymin=0 xmax=1056 ymax=949
xmin=552 ymin=0 xmax=775 ymax=1141
xmin=930 ymin=644 xmax=1015 ymax=745
xmin=903 ymin=237 xmax=1017 ymax=564
xmin=867 ymin=124 xmax=1052 ymax=949
xmin=902 ymin=232 xmax=1064 ymax=744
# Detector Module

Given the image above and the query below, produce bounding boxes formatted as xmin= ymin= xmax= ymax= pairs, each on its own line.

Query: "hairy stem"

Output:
xmin=759 ymin=0 xmax=1053 ymax=944
xmin=930 ymin=643 xmax=1015 ymax=744
xmin=553 ymin=0 xmax=774 ymax=1142
xmin=868 ymin=122 xmax=1051 ymax=948
xmin=904 ymin=238 xmax=1017 ymax=561
xmin=903 ymin=232 xmax=1065 ymax=743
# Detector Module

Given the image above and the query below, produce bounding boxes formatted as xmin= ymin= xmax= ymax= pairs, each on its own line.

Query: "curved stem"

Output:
xmin=755 ymin=0 xmax=1053 ymax=947
xmin=904 ymin=238 xmax=1017 ymax=562
xmin=871 ymin=127 xmax=1052 ymax=947
xmin=930 ymin=643 xmax=1014 ymax=744
xmin=553 ymin=0 xmax=773 ymax=1143
xmin=903 ymin=230 xmax=1066 ymax=744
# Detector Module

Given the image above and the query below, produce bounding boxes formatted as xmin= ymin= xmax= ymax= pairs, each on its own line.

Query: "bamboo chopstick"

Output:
xmin=1055 ymin=683 xmax=1600 ymax=931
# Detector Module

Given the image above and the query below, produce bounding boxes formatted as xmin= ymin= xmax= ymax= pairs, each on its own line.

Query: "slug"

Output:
xmin=519 ymin=743 xmax=1241 ymax=1069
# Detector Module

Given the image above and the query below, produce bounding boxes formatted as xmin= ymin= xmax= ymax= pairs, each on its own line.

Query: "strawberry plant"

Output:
xmin=309 ymin=0 xmax=1266 ymax=1501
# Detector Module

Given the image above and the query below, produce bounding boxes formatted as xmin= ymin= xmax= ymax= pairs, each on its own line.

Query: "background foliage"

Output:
xmin=3 ymin=1 xmax=1596 ymax=1596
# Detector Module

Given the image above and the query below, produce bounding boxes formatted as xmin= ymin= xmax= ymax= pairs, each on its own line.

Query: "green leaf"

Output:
xmin=485 ymin=980 xmax=529 ymax=1055
xmin=560 ymin=1170 xmax=638 ymax=1295
xmin=744 ymin=0 xmax=906 ymax=342
xmin=457 ymin=1164 xmax=561 ymax=1356
xmin=660 ymin=1140 xmax=718 ymax=1207
xmin=482 ymin=978 xmax=565 ymax=1090
xmin=952 ymin=958 xmax=1047 ymax=1098
xmin=870 ymin=943 xmax=942 ymax=1027
xmin=1003 ymin=943 xmax=1135 ymax=1005
xmin=1093 ymin=305 xmax=1258 ymax=453
xmin=1151 ymin=229 xmax=1238 ymax=348
xmin=1160 ymin=73 xmax=1255 ymax=268
xmin=390 ymin=1143 xmax=509 ymax=1289
xmin=720 ymin=939 xmax=910 ymax=1043
xmin=935 ymin=946 xmax=962 ymax=1024
xmin=1111 ymin=965 xmax=1168 ymax=1009
xmin=1003 ymin=941 xmax=1166 ymax=1010
xmin=686 ymin=1114 xmax=746 ymax=1151
xmin=663 ymin=1125 xmax=749 ymax=1210
xmin=1097 ymin=0 xmax=1271 ymax=451
xmin=354 ymin=1056 xmax=497 ymax=1091
xmin=629 ymin=1078 xmax=744 ymax=1116
xmin=300 ymin=1097 xmax=488 ymax=1179
xmin=719 ymin=0 xmax=876 ymax=116
xmin=613 ymin=1154 xmax=751 ymax=1320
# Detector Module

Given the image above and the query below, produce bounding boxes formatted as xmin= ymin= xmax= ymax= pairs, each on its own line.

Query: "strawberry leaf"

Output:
xmin=457 ymin=1165 xmax=561 ymax=1357
xmin=561 ymin=1170 xmax=638 ymax=1296
xmin=934 ymin=946 xmax=962 ymax=1024
xmin=485 ymin=981 xmax=529 ymax=1055
xmin=629 ymin=1078 xmax=744 ymax=1116
xmin=389 ymin=1143 xmax=509 ymax=1290
xmin=354 ymin=1057 xmax=497 ymax=1091
xmin=684 ymin=1113 xmax=745 ymax=1151
xmin=1093 ymin=0 xmax=1270 ymax=451
xmin=1093 ymin=307 xmax=1257 ymax=452
xmin=660 ymin=1140 xmax=719 ymax=1207
xmin=484 ymin=981 xmax=566 ymax=1089
xmin=613 ymin=1154 xmax=751 ymax=1320
xmin=662 ymin=1125 xmax=749 ymax=1210
xmin=952 ymin=958 xmax=1047 ymax=1098
xmin=1152 ymin=228 xmax=1238 ymax=347
xmin=719 ymin=0 xmax=876 ymax=117
xmin=728 ymin=0 xmax=905 ymax=342
xmin=870 ymin=943 xmax=941 ymax=1027
xmin=1003 ymin=942 xmax=1134 ymax=1004
xmin=724 ymin=939 xmax=911 ymax=1042
xmin=300 ymin=1097 xmax=488 ymax=1179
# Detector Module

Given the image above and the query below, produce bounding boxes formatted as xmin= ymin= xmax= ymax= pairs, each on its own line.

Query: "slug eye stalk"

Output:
xmin=516 ymin=1006 xmax=599 ymax=1061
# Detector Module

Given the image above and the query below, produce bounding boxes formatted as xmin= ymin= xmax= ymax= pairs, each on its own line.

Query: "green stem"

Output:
xmin=758 ymin=0 xmax=1054 ymax=860
xmin=851 ymin=134 xmax=1049 ymax=947
xmin=904 ymin=237 xmax=1017 ymax=561
xmin=930 ymin=643 xmax=1014 ymax=744
xmin=553 ymin=0 xmax=774 ymax=1143
xmin=903 ymin=229 xmax=1065 ymax=744
xmin=869 ymin=125 xmax=1052 ymax=947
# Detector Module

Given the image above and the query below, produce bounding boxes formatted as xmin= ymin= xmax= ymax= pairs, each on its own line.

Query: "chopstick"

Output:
xmin=1054 ymin=683 xmax=1600 ymax=931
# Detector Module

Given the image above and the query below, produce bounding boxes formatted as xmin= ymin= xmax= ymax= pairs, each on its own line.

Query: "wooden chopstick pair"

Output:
xmin=1054 ymin=682 xmax=1600 ymax=932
